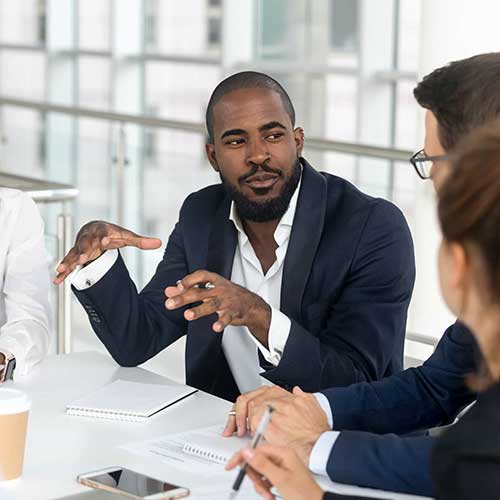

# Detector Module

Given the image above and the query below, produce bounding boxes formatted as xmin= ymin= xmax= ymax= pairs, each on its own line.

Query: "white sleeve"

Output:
xmin=309 ymin=431 xmax=341 ymax=476
xmin=314 ymin=392 xmax=334 ymax=428
xmin=247 ymin=306 xmax=291 ymax=366
xmin=0 ymin=194 xmax=51 ymax=377
xmin=70 ymin=249 xmax=119 ymax=290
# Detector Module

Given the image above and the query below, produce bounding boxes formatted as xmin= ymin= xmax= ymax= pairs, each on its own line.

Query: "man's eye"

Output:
xmin=267 ymin=133 xmax=283 ymax=140
xmin=226 ymin=138 xmax=245 ymax=146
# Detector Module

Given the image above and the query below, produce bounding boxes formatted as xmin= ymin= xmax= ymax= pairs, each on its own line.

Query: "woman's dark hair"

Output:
xmin=437 ymin=122 xmax=500 ymax=388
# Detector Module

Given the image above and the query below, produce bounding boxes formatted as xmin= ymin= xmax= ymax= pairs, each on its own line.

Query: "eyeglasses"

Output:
xmin=410 ymin=149 xmax=449 ymax=180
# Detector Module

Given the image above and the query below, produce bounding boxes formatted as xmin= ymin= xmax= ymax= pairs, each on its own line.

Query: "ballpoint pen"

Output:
xmin=229 ymin=405 xmax=275 ymax=499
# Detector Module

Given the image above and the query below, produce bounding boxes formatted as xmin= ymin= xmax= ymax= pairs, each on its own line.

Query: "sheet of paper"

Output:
xmin=121 ymin=425 xmax=251 ymax=477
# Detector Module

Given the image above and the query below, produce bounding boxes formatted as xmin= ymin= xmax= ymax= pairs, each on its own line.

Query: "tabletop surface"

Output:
xmin=0 ymin=351 xmax=431 ymax=500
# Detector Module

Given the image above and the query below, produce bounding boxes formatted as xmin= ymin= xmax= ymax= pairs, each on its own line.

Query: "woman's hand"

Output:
xmin=226 ymin=445 xmax=324 ymax=500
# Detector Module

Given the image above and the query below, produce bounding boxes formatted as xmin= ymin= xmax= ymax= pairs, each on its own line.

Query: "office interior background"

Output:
xmin=0 ymin=0 xmax=496 ymax=381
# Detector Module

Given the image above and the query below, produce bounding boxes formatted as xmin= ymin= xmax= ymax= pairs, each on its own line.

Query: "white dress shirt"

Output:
xmin=0 ymin=188 xmax=51 ymax=378
xmin=71 ymin=177 xmax=302 ymax=394
xmin=309 ymin=393 xmax=340 ymax=475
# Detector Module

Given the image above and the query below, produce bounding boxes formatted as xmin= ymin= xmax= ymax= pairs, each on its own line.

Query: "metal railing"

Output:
xmin=0 ymin=95 xmax=431 ymax=356
xmin=0 ymin=96 xmax=414 ymax=162
xmin=0 ymin=172 xmax=78 ymax=355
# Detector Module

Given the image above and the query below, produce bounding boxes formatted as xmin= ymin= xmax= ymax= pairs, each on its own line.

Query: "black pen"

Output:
xmin=229 ymin=405 xmax=275 ymax=499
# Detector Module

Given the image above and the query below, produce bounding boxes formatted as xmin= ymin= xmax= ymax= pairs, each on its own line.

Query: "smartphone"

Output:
xmin=77 ymin=466 xmax=189 ymax=500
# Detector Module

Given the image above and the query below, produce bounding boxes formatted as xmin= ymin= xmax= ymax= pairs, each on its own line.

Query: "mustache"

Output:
xmin=239 ymin=163 xmax=283 ymax=183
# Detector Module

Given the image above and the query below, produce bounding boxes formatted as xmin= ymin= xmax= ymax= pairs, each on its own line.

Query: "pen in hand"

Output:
xmin=229 ymin=405 xmax=275 ymax=499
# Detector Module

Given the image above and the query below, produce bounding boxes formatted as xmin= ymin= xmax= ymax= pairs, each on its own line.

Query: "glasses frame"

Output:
xmin=410 ymin=149 xmax=449 ymax=180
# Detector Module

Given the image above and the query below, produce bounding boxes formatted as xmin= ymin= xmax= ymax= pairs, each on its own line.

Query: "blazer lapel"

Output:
xmin=203 ymin=194 xmax=240 ymax=401
xmin=281 ymin=159 xmax=327 ymax=322
xmin=206 ymin=195 xmax=238 ymax=279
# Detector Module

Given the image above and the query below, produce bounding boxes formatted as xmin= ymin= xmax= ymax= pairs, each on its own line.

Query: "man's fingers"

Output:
xmin=213 ymin=310 xmax=235 ymax=332
xmin=178 ymin=270 xmax=220 ymax=290
xmin=165 ymin=288 xmax=216 ymax=310
xmin=182 ymin=298 xmax=222 ymax=321
xmin=54 ymin=247 xmax=84 ymax=284
xmin=121 ymin=233 xmax=162 ymax=250
xmin=165 ymin=286 xmax=183 ymax=298
xmin=222 ymin=415 xmax=237 ymax=437
xmin=233 ymin=387 xmax=274 ymax=437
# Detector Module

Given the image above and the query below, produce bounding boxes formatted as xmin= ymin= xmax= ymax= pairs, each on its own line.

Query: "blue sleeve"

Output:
xmin=72 ymin=217 xmax=189 ymax=367
xmin=263 ymin=200 xmax=415 ymax=390
xmin=328 ymin=431 xmax=436 ymax=497
xmin=322 ymin=322 xmax=477 ymax=434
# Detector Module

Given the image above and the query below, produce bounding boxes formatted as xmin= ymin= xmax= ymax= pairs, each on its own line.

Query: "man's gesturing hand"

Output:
xmin=54 ymin=220 xmax=162 ymax=285
xmin=165 ymin=270 xmax=271 ymax=344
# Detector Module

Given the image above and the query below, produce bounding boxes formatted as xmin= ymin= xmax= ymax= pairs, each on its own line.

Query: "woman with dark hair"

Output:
xmin=227 ymin=123 xmax=500 ymax=500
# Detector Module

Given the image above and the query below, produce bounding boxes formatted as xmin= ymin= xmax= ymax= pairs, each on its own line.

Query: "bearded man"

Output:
xmin=55 ymin=71 xmax=414 ymax=402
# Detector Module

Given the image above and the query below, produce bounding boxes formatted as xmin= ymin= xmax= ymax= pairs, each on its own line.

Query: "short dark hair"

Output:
xmin=205 ymin=71 xmax=296 ymax=143
xmin=414 ymin=52 xmax=500 ymax=151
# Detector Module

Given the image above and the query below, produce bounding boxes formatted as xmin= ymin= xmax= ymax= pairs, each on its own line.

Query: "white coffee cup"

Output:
xmin=0 ymin=389 xmax=30 ymax=481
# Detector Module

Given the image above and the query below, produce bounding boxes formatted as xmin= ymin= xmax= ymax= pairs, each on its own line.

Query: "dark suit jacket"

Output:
xmin=73 ymin=159 xmax=415 ymax=402
xmin=432 ymin=383 xmax=500 ymax=500
xmin=319 ymin=322 xmax=479 ymax=497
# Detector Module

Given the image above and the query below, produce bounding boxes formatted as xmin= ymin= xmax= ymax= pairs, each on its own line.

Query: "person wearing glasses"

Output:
xmin=228 ymin=123 xmax=500 ymax=500
xmin=225 ymin=53 xmax=500 ymax=498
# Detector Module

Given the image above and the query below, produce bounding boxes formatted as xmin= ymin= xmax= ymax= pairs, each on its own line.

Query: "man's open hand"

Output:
xmin=54 ymin=221 xmax=162 ymax=284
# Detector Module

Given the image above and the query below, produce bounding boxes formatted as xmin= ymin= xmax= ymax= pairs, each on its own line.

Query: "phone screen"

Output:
xmin=84 ymin=468 xmax=182 ymax=498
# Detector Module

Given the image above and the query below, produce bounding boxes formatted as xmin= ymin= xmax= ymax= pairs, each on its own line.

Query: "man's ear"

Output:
xmin=294 ymin=127 xmax=304 ymax=156
xmin=205 ymin=143 xmax=219 ymax=172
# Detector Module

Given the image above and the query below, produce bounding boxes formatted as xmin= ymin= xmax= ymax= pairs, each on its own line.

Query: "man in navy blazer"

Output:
xmin=228 ymin=53 xmax=500 ymax=497
xmin=55 ymin=71 xmax=414 ymax=403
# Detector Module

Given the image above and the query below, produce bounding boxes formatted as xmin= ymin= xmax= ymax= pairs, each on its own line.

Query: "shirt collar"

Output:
xmin=229 ymin=167 xmax=302 ymax=239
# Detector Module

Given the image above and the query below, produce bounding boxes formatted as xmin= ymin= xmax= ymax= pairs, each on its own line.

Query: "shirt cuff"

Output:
xmin=314 ymin=393 xmax=333 ymax=428
xmin=247 ymin=306 xmax=291 ymax=367
xmin=71 ymin=249 xmax=119 ymax=290
xmin=309 ymin=431 xmax=341 ymax=476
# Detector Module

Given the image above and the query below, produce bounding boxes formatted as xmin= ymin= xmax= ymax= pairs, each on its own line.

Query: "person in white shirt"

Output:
xmin=0 ymin=188 xmax=51 ymax=381
xmin=54 ymin=71 xmax=414 ymax=402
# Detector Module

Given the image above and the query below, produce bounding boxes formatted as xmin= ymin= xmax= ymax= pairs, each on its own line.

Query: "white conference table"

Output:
xmin=0 ymin=352 xmax=431 ymax=500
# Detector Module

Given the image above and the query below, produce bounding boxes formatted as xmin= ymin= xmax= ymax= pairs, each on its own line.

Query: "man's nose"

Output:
xmin=246 ymin=138 xmax=270 ymax=165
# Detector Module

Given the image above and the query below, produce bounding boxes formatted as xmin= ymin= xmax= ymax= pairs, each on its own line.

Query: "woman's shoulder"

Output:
xmin=438 ymin=384 xmax=500 ymax=453
xmin=432 ymin=385 xmax=500 ymax=499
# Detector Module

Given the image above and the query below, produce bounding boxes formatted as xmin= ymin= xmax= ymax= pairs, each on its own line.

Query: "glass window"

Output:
xmin=79 ymin=56 xmax=111 ymax=109
xmin=330 ymin=0 xmax=359 ymax=52
xmin=145 ymin=62 xmax=220 ymax=122
xmin=0 ymin=0 xmax=42 ymax=45
xmin=0 ymin=50 xmax=46 ymax=99
xmin=78 ymin=0 xmax=111 ymax=51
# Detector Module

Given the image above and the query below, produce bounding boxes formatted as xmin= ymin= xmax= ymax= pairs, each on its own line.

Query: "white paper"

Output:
xmin=122 ymin=425 xmax=251 ymax=477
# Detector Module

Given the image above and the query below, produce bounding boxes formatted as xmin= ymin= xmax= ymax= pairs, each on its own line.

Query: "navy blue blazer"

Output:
xmin=320 ymin=322 xmax=479 ymax=497
xmin=73 ymin=159 xmax=415 ymax=402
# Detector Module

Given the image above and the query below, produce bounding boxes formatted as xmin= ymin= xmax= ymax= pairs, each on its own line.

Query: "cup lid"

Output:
xmin=0 ymin=389 xmax=30 ymax=414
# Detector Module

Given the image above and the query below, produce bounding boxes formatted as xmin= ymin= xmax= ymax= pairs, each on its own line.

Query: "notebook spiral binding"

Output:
xmin=182 ymin=443 xmax=227 ymax=465
xmin=66 ymin=407 xmax=147 ymax=423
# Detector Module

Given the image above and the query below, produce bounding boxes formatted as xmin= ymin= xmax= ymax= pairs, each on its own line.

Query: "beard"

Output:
xmin=220 ymin=158 xmax=302 ymax=223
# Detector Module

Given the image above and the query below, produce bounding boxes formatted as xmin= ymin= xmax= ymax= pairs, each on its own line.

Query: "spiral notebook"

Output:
xmin=181 ymin=425 xmax=251 ymax=465
xmin=66 ymin=379 xmax=197 ymax=423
